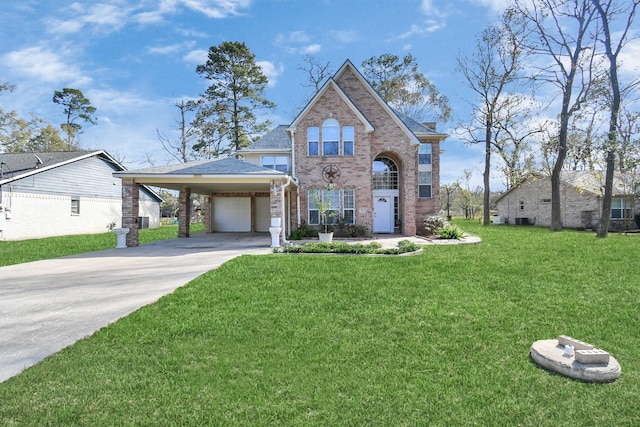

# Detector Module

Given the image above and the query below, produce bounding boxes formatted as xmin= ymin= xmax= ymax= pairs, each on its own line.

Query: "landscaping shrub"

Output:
xmin=280 ymin=240 xmax=417 ymax=255
xmin=423 ymin=215 xmax=447 ymax=236
xmin=289 ymin=221 xmax=318 ymax=240
xmin=439 ymin=224 xmax=464 ymax=240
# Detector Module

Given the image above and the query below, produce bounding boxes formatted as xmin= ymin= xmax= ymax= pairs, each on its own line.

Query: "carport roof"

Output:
xmin=113 ymin=157 xmax=292 ymax=193
xmin=115 ymin=157 xmax=285 ymax=177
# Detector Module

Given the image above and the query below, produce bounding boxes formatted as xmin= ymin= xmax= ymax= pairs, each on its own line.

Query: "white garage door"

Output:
xmin=213 ymin=197 xmax=250 ymax=232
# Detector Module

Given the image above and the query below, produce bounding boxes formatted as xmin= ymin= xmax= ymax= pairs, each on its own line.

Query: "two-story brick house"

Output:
xmin=115 ymin=60 xmax=447 ymax=246
xmin=242 ymin=59 xmax=447 ymax=236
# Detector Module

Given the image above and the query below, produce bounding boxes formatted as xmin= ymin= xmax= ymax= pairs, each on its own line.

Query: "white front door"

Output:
xmin=373 ymin=194 xmax=394 ymax=233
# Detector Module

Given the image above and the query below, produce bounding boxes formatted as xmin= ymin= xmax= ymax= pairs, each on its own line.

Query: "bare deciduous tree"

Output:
xmin=592 ymin=0 xmax=639 ymax=237
xmin=456 ymin=9 xmax=527 ymax=225
xmin=513 ymin=0 xmax=600 ymax=231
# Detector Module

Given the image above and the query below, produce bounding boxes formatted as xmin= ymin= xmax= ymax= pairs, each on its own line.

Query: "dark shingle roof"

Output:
xmin=392 ymin=110 xmax=446 ymax=137
xmin=241 ymin=125 xmax=291 ymax=152
xmin=0 ymin=151 xmax=104 ymax=180
xmin=117 ymin=157 xmax=285 ymax=176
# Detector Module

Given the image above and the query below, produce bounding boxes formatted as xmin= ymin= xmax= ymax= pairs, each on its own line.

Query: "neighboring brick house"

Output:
xmin=495 ymin=171 xmax=639 ymax=230
xmin=0 ymin=150 xmax=162 ymax=241
xmin=116 ymin=60 xmax=448 ymax=246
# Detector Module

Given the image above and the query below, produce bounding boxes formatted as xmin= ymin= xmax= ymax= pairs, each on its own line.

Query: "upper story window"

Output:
xmin=419 ymin=143 xmax=432 ymax=165
xmin=322 ymin=119 xmax=340 ymax=156
xmin=262 ymin=156 xmax=289 ymax=173
xmin=307 ymin=121 xmax=355 ymax=157
xmin=308 ymin=126 xmax=319 ymax=156
xmin=418 ymin=172 xmax=432 ymax=198
xmin=343 ymin=126 xmax=354 ymax=156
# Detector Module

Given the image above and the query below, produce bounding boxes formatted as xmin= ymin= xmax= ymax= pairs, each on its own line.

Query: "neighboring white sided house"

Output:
xmin=495 ymin=171 xmax=639 ymax=230
xmin=0 ymin=150 xmax=162 ymax=241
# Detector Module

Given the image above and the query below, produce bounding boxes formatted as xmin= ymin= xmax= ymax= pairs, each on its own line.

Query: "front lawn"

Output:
xmin=0 ymin=223 xmax=204 ymax=267
xmin=1 ymin=221 xmax=638 ymax=425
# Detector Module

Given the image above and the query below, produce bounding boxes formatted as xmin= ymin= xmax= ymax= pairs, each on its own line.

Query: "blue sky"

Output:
xmin=1 ymin=0 xmax=515 ymax=188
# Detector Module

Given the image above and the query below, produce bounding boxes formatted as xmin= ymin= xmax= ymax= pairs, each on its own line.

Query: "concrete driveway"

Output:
xmin=0 ymin=233 xmax=273 ymax=383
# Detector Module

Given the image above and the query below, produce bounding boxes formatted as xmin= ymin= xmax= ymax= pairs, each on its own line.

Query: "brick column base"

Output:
xmin=121 ymin=178 xmax=140 ymax=247
xmin=178 ymin=187 xmax=191 ymax=238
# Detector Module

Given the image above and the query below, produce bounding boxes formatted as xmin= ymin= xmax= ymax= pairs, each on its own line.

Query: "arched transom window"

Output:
xmin=372 ymin=157 xmax=398 ymax=189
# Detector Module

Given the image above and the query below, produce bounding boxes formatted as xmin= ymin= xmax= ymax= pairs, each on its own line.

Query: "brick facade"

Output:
xmin=292 ymin=64 xmax=443 ymax=236
xmin=178 ymin=187 xmax=191 ymax=238
xmin=121 ymin=178 xmax=139 ymax=247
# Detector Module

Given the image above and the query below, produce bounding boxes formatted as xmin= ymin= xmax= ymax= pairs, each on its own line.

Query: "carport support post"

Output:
xmin=270 ymin=179 xmax=284 ymax=244
xmin=178 ymin=187 xmax=191 ymax=238
xmin=204 ymin=195 xmax=213 ymax=233
xmin=121 ymin=178 xmax=139 ymax=247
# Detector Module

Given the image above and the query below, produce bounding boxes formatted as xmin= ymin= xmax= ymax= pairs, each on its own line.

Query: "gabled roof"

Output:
xmin=288 ymin=75 xmax=375 ymax=134
xmin=330 ymin=59 xmax=447 ymax=144
xmin=239 ymin=125 xmax=291 ymax=153
xmin=0 ymin=150 xmax=121 ymax=185
xmin=115 ymin=156 xmax=285 ymax=178
xmin=495 ymin=170 xmax=639 ymax=202
xmin=0 ymin=150 xmax=163 ymax=202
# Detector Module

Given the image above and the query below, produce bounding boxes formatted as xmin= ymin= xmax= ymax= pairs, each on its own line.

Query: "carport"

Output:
xmin=113 ymin=157 xmax=297 ymax=247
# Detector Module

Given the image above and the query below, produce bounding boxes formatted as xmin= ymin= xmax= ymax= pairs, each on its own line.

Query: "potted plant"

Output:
xmin=312 ymin=184 xmax=337 ymax=243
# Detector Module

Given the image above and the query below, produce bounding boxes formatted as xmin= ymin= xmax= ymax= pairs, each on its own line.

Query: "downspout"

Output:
xmin=288 ymin=127 xmax=301 ymax=228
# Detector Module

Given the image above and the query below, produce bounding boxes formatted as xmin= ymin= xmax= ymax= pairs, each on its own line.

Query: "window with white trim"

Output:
xmin=308 ymin=188 xmax=355 ymax=225
xmin=322 ymin=119 xmax=339 ymax=156
xmin=261 ymin=155 xmax=289 ymax=173
xmin=418 ymin=172 xmax=432 ymax=198
xmin=71 ymin=197 xmax=80 ymax=215
xmin=308 ymin=126 xmax=319 ymax=156
xmin=419 ymin=143 xmax=432 ymax=165
xmin=343 ymin=126 xmax=354 ymax=156
xmin=611 ymin=198 xmax=631 ymax=219
xmin=343 ymin=189 xmax=355 ymax=224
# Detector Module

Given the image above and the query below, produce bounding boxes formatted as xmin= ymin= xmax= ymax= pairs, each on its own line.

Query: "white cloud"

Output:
xmin=80 ymin=89 xmax=176 ymax=165
xmin=148 ymin=41 xmax=196 ymax=55
xmin=330 ymin=30 xmax=359 ymax=43
xmin=2 ymin=46 xmax=91 ymax=86
xmin=183 ymin=49 xmax=209 ymax=65
xmin=256 ymin=61 xmax=284 ymax=87
xmin=467 ymin=0 xmax=510 ymax=14
xmin=390 ymin=22 xmax=445 ymax=41
xmin=274 ymin=31 xmax=320 ymax=55
xmin=421 ymin=0 xmax=436 ymax=15
xmin=180 ymin=0 xmax=251 ymax=18
xmin=619 ymin=38 xmax=640 ymax=80
xmin=45 ymin=0 xmax=252 ymax=34
xmin=45 ymin=2 xmax=131 ymax=35
xmin=301 ymin=44 xmax=322 ymax=55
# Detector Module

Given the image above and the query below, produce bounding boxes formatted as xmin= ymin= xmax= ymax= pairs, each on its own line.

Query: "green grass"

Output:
xmin=0 ymin=223 xmax=204 ymax=266
xmin=1 ymin=220 xmax=639 ymax=425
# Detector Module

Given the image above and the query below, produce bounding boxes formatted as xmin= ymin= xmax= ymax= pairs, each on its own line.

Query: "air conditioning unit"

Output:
xmin=493 ymin=215 xmax=503 ymax=225
xmin=515 ymin=217 xmax=529 ymax=225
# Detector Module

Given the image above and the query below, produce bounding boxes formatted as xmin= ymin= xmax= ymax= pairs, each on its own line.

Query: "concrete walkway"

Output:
xmin=0 ymin=232 xmax=480 ymax=384
xmin=0 ymin=233 xmax=273 ymax=383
